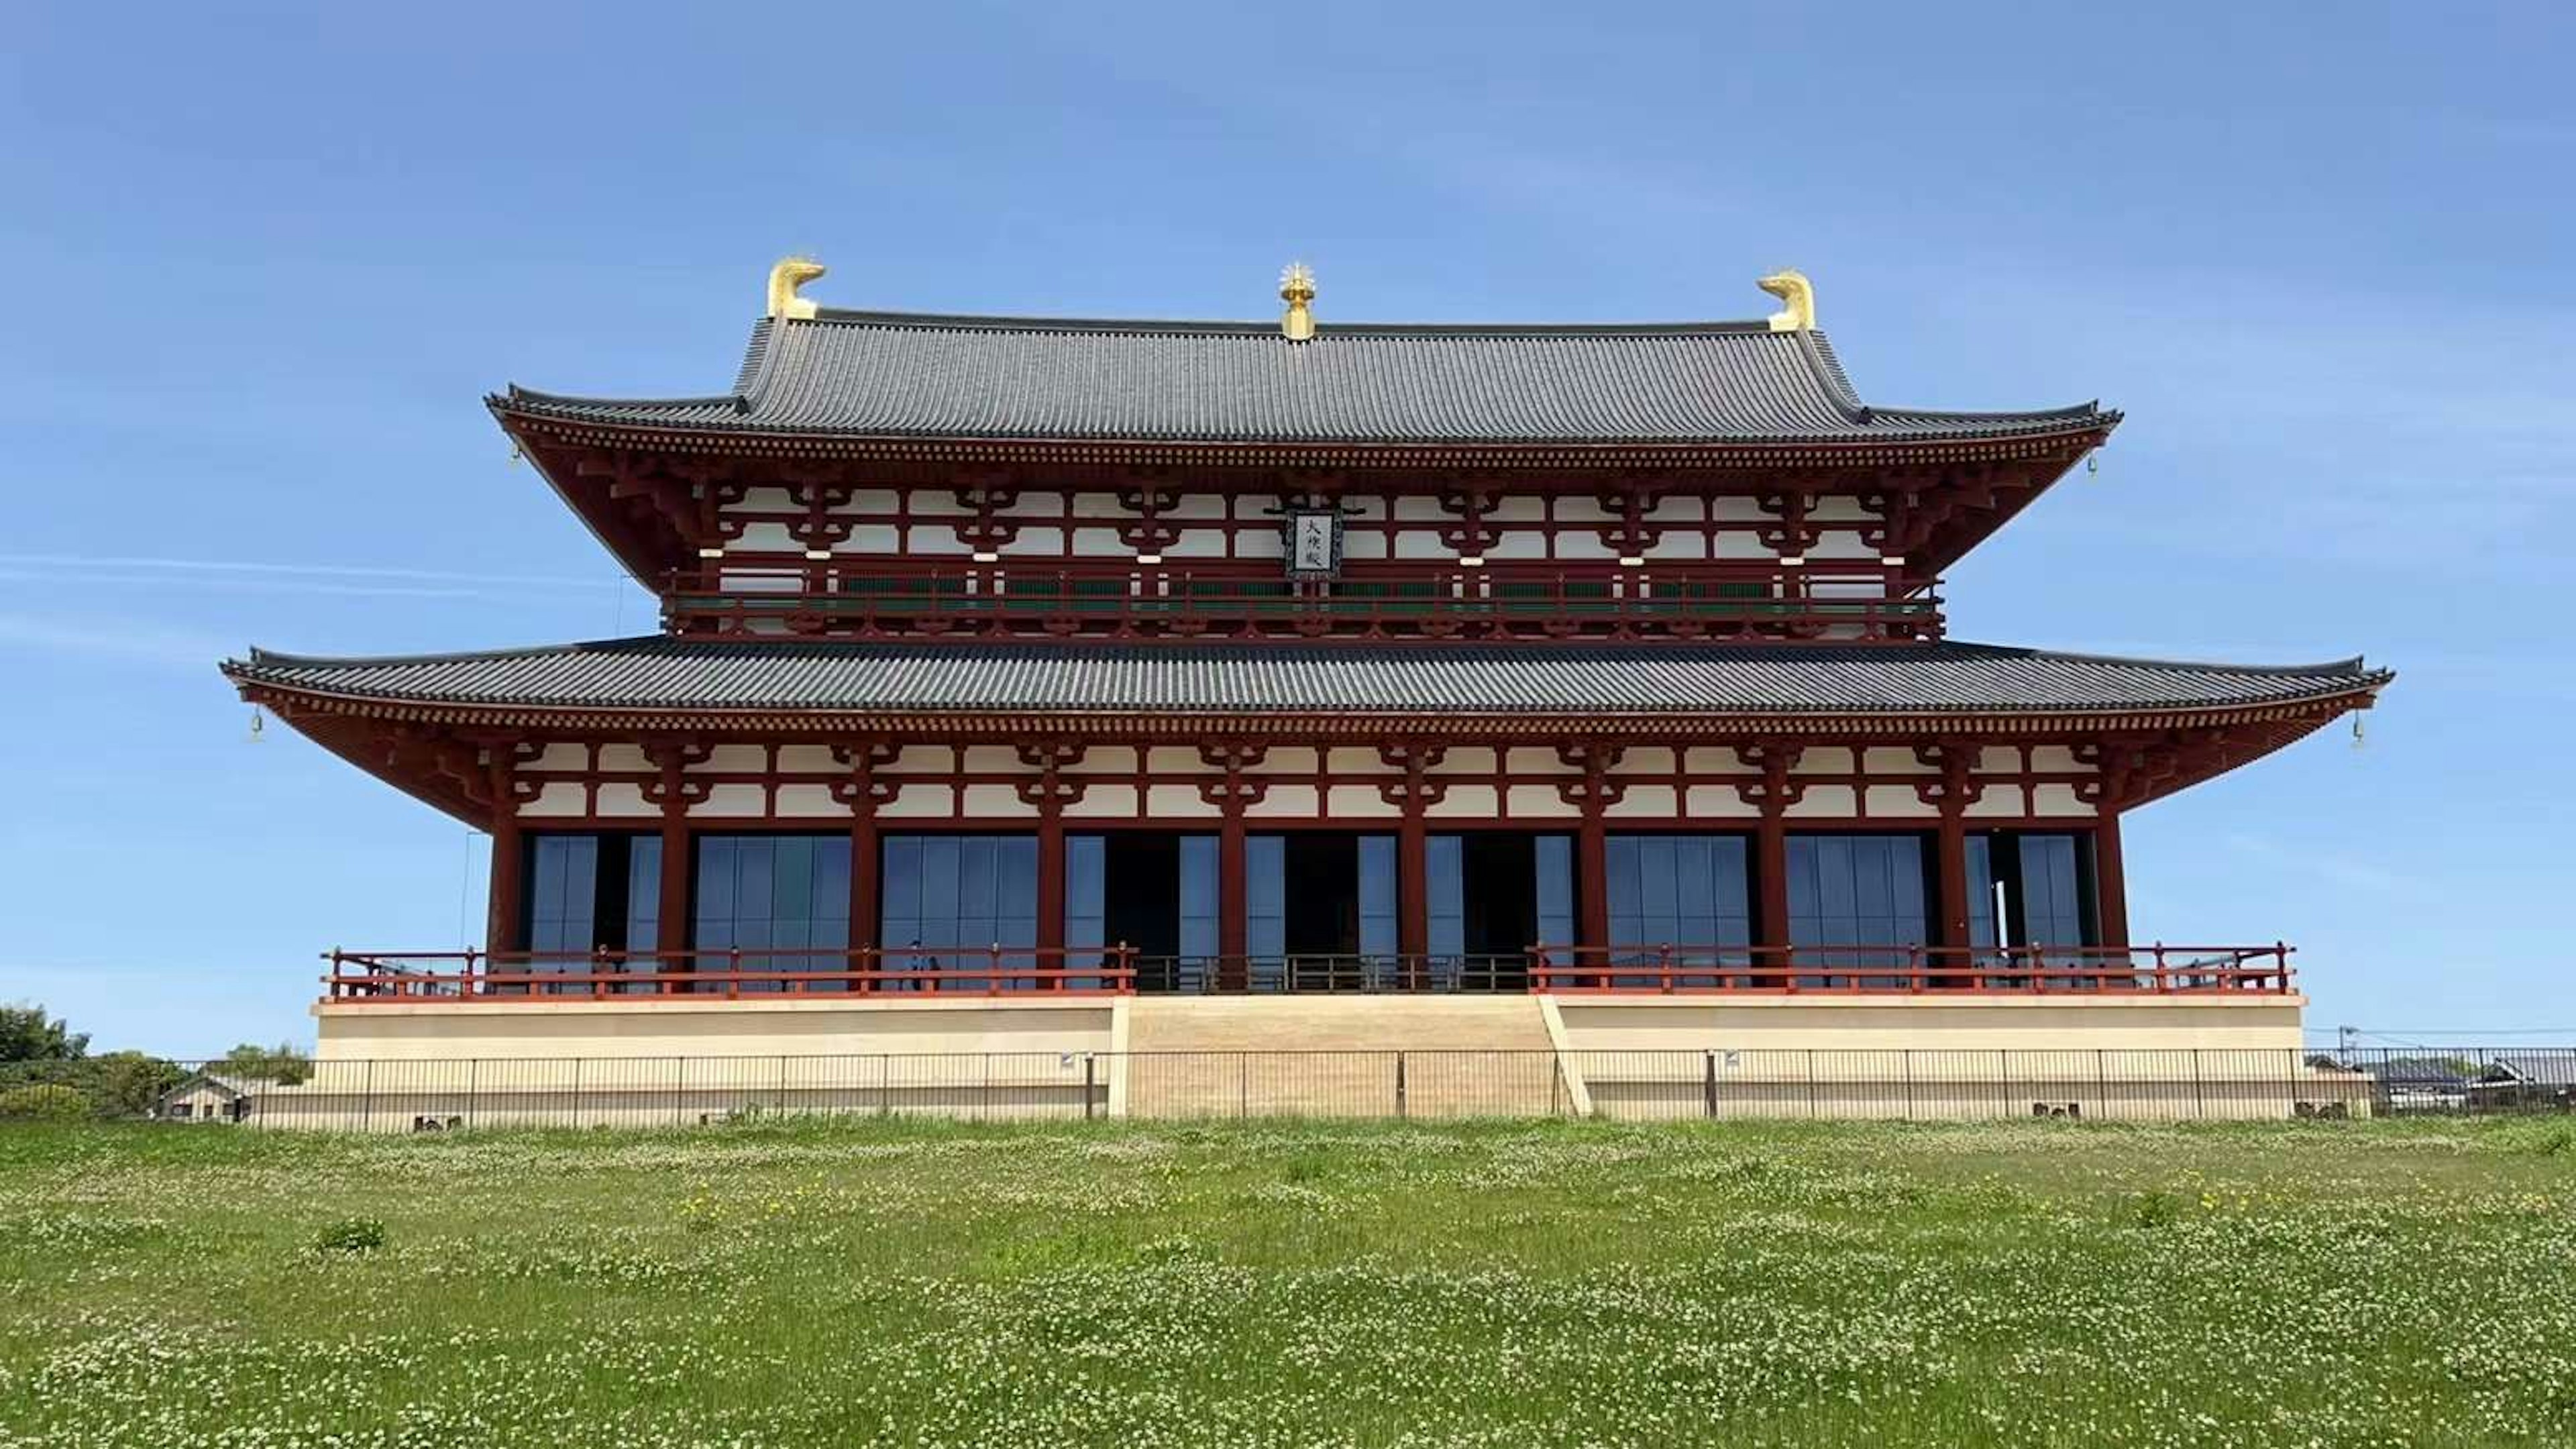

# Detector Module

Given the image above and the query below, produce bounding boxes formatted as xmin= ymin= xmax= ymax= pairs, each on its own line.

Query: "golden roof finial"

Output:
xmin=1758 ymin=268 xmax=1815 ymax=332
xmin=767 ymin=256 xmax=826 ymax=321
xmin=1279 ymin=260 xmax=1318 ymax=341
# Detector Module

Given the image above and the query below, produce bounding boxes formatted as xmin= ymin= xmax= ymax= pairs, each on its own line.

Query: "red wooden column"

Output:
xmin=1735 ymin=744 xmax=1804 ymax=980
xmin=643 ymin=742 xmax=710 ymax=983
xmin=484 ymin=814 xmax=523 ymax=957
xmin=1557 ymin=743 xmax=1625 ymax=981
xmin=1381 ymin=745 xmax=1446 ymax=983
xmin=2093 ymin=810 xmax=2131 ymax=949
xmin=1018 ymin=743 xmax=1087 ymax=987
xmin=1199 ymin=744 xmax=1268 ymax=990
xmin=1916 ymin=743 xmax=1985 ymax=983
xmin=478 ymin=747 xmax=533 ymax=958
xmin=833 ymin=741 xmax=900 ymax=987
xmin=1218 ymin=816 xmax=1247 ymax=983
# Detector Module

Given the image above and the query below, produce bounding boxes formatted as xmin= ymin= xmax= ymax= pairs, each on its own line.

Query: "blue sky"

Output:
xmin=2 ymin=2 xmax=2569 ymax=1055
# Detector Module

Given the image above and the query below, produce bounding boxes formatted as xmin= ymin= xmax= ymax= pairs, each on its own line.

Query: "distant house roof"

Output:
xmin=2357 ymin=1057 xmax=2474 ymax=1090
xmin=2476 ymin=1053 xmax=2576 ymax=1087
xmin=225 ymin=637 xmax=2385 ymax=718
xmin=492 ymin=311 xmax=2118 ymax=448
xmin=156 ymin=1073 xmax=277 ymax=1104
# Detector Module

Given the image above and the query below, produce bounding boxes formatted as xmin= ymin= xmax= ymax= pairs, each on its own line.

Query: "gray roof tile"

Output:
xmin=494 ymin=311 xmax=2114 ymax=446
xmin=225 ymin=639 xmax=2385 ymax=716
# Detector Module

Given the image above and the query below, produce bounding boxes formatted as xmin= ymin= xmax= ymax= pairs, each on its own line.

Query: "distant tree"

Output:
xmin=0 ymin=1004 xmax=87 ymax=1063
xmin=85 ymin=1053 xmax=190 ymax=1118
xmin=219 ymin=1041 xmax=312 ymax=1087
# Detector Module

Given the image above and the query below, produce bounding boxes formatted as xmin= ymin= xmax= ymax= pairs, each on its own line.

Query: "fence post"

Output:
xmin=360 ymin=1058 xmax=374 ymax=1135
xmin=674 ymin=1055 xmax=686 ymax=1128
xmin=1395 ymin=1052 xmax=1408 ymax=1119
xmin=1807 ymin=1049 xmax=1818 ymax=1118
xmin=2192 ymin=1049 xmax=2206 ymax=1120
xmin=1239 ymin=1054 xmax=1249 ymax=1118
xmin=778 ymin=1053 xmax=790 ymax=1116
xmin=1703 ymin=1050 xmax=1718 ymax=1119
xmin=1083 ymin=1054 xmax=1097 ymax=1121
xmin=570 ymin=1056 xmax=582 ymax=1130
xmin=466 ymin=1057 xmax=478 ymax=1131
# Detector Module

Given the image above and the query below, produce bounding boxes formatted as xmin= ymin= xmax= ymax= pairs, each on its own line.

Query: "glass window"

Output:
xmin=875 ymin=835 xmax=1030 ymax=991
xmin=1786 ymin=834 xmax=1928 ymax=986
xmin=1358 ymin=836 xmax=1399 ymax=987
xmin=626 ymin=837 xmax=662 ymax=969
xmin=1534 ymin=836 xmax=1576 ymax=955
xmin=1967 ymin=831 xmax=2096 ymax=980
xmin=525 ymin=835 xmax=598 ymax=957
xmin=1607 ymin=834 xmax=1754 ymax=983
xmin=1178 ymin=836 xmax=1221 ymax=968
xmin=1065 ymin=835 xmax=1106 ymax=988
xmin=1244 ymin=835 xmax=1286 ymax=989
xmin=522 ymin=835 xmax=660 ymax=994
xmin=701 ymin=835 xmax=853 ymax=992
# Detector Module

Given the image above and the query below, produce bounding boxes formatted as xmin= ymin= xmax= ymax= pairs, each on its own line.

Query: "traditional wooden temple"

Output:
xmin=223 ymin=259 xmax=2388 ymax=1093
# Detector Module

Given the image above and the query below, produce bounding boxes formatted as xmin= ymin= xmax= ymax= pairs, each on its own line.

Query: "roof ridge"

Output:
xmin=794 ymin=307 xmax=1785 ymax=338
xmin=227 ymin=635 xmax=2387 ymax=683
xmin=1938 ymin=639 xmax=2385 ymax=679
xmin=231 ymin=636 xmax=673 ymax=671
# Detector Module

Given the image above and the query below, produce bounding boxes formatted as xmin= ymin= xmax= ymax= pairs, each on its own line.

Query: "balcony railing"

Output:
xmin=322 ymin=943 xmax=2294 ymax=1002
xmin=323 ymin=947 xmax=1139 ymax=1002
xmin=659 ymin=564 xmax=1944 ymax=644
xmin=1526 ymin=944 xmax=2297 ymax=995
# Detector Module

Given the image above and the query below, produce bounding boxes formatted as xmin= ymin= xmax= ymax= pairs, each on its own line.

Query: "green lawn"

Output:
xmin=3 ymin=1118 xmax=2573 ymax=1447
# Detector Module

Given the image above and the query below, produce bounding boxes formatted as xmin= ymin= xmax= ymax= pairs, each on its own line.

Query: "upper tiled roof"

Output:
xmin=493 ymin=311 xmax=2116 ymax=447
xmin=225 ymin=638 xmax=2385 ymax=717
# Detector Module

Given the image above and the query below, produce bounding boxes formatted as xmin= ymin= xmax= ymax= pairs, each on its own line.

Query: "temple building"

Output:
xmin=222 ymin=259 xmax=2389 ymax=1097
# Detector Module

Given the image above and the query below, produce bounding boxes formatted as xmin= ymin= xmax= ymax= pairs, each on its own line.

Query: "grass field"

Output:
xmin=3 ymin=1118 xmax=2573 ymax=1448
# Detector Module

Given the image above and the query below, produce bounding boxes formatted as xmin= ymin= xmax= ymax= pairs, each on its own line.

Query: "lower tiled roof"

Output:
xmin=223 ymin=639 xmax=2389 ymax=717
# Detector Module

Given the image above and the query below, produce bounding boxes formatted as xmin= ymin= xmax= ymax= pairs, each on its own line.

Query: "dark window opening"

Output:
xmin=1283 ymin=834 xmax=1360 ymax=957
xmin=1103 ymin=834 xmax=1181 ymax=961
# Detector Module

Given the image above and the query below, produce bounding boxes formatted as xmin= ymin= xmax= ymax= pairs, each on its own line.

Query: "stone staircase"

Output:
xmin=1119 ymin=996 xmax=1564 ymax=1118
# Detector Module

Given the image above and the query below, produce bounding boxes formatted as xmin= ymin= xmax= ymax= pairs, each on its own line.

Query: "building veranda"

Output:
xmin=221 ymin=260 xmax=2389 ymax=1117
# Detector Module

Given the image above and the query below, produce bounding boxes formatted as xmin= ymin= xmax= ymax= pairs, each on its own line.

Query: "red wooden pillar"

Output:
xmin=1935 ymin=811 xmax=1972 ymax=947
xmin=1754 ymin=811 xmax=1790 ymax=965
xmin=1036 ymin=810 xmax=1067 ymax=963
xmin=849 ymin=816 xmax=879 ymax=953
xmin=1926 ymin=743 xmax=1979 ymax=988
xmin=485 ymin=815 xmax=523 ymax=956
xmin=1561 ymin=743 xmax=1621 ymax=985
xmin=1398 ymin=812 xmax=1429 ymax=973
xmin=645 ymin=742 xmax=698 ymax=986
xmin=1203 ymin=744 xmax=1265 ymax=991
xmin=656 ymin=817 xmax=689 ymax=962
xmin=835 ymin=742 xmax=897 ymax=989
xmin=1395 ymin=749 xmax=1431 ymax=979
xmin=1218 ymin=812 xmax=1247 ymax=987
xmin=1576 ymin=812 xmax=1610 ymax=961
xmin=2093 ymin=810 xmax=2130 ymax=949
xmin=1741 ymin=745 xmax=1803 ymax=981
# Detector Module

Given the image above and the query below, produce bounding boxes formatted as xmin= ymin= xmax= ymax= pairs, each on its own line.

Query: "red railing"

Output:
xmin=323 ymin=947 xmax=1138 ymax=1002
xmin=1526 ymin=944 xmax=2296 ymax=995
xmin=659 ymin=563 xmax=1945 ymax=644
xmin=323 ymin=943 xmax=2292 ymax=1002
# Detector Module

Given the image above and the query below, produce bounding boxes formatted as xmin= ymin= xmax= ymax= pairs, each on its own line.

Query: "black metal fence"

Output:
xmin=65 ymin=1046 xmax=2573 ymax=1133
